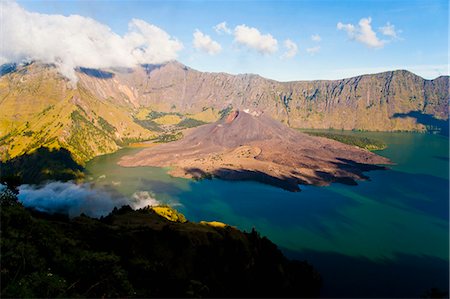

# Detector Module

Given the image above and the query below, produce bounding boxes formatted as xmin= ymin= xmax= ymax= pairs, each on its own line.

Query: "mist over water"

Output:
xmin=17 ymin=181 xmax=161 ymax=218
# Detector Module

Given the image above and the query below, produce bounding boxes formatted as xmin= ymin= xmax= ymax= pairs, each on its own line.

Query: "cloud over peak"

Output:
xmin=233 ymin=24 xmax=278 ymax=54
xmin=0 ymin=1 xmax=183 ymax=83
xmin=337 ymin=17 xmax=386 ymax=48
xmin=193 ymin=29 xmax=222 ymax=55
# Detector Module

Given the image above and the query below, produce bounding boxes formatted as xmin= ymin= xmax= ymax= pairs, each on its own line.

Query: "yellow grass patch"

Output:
xmin=135 ymin=108 xmax=152 ymax=120
xmin=189 ymin=108 xmax=220 ymax=123
xmin=200 ymin=221 xmax=228 ymax=228
xmin=152 ymin=206 xmax=187 ymax=223
xmin=153 ymin=114 xmax=182 ymax=125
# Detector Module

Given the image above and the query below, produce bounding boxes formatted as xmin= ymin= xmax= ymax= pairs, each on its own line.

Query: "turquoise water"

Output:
xmin=85 ymin=132 xmax=449 ymax=297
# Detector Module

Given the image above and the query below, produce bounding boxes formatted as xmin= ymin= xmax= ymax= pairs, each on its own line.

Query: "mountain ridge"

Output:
xmin=136 ymin=60 xmax=448 ymax=83
xmin=74 ymin=60 xmax=448 ymax=129
xmin=0 ymin=61 xmax=448 ymax=163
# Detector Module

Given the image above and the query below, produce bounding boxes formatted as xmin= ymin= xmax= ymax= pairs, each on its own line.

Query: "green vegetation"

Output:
xmin=147 ymin=110 xmax=169 ymax=120
xmin=146 ymin=111 xmax=181 ymax=120
xmin=97 ymin=116 xmax=116 ymax=134
xmin=1 ymin=187 xmax=321 ymax=298
xmin=153 ymin=132 xmax=183 ymax=143
xmin=69 ymin=110 xmax=119 ymax=162
xmin=22 ymin=131 xmax=33 ymax=137
xmin=219 ymin=106 xmax=233 ymax=119
xmin=302 ymin=131 xmax=387 ymax=151
xmin=133 ymin=119 xmax=163 ymax=132
xmin=0 ymin=147 xmax=84 ymax=185
xmin=176 ymin=118 xmax=207 ymax=128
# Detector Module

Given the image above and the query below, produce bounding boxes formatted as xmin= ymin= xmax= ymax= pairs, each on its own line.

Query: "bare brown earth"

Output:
xmin=119 ymin=110 xmax=391 ymax=191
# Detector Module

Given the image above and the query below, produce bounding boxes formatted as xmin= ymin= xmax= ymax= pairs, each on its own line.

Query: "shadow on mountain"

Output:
xmin=185 ymin=167 xmax=304 ymax=191
xmin=1 ymin=197 xmax=322 ymax=298
xmin=0 ymin=63 xmax=17 ymax=76
xmin=184 ymin=161 xmax=387 ymax=192
xmin=0 ymin=147 xmax=84 ymax=185
xmin=282 ymin=248 xmax=449 ymax=298
xmin=77 ymin=67 xmax=114 ymax=79
xmin=142 ymin=63 xmax=164 ymax=75
xmin=109 ymin=66 xmax=134 ymax=74
xmin=392 ymin=111 xmax=449 ymax=136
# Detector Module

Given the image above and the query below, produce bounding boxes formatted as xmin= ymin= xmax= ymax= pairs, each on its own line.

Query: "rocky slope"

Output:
xmin=119 ymin=109 xmax=391 ymax=191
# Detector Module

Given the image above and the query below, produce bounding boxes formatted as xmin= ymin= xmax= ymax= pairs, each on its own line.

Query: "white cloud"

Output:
xmin=306 ymin=46 xmax=321 ymax=54
xmin=337 ymin=17 xmax=385 ymax=48
xmin=311 ymin=34 xmax=322 ymax=42
xmin=233 ymin=24 xmax=278 ymax=54
xmin=17 ymin=182 xmax=163 ymax=218
xmin=193 ymin=29 xmax=222 ymax=55
xmin=214 ymin=21 xmax=231 ymax=35
xmin=281 ymin=39 xmax=298 ymax=59
xmin=379 ymin=22 xmax=400 ymax=38
xmin=0 ymin=1 xmax=183 ymax=83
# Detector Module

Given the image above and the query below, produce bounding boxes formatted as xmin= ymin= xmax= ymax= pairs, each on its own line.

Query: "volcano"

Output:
xmin=119 ymin=110 xmax=391 ymax=191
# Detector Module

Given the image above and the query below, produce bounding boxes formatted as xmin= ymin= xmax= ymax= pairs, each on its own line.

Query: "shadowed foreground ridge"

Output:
xmin=0 ymin=147 xmax=84 ymax=185
xmin=0 ymin=193 xmax=321 ymax=298
xmin=120 ymin=110 xmax=390 ymax=191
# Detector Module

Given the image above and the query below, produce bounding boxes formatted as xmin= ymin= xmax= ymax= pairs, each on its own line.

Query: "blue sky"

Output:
xmin=13 ymin=0 xmax=450 ymax=81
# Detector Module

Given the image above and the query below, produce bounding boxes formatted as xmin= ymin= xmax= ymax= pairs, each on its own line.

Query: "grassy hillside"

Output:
xmin=301 ymin=131 xmax=387 ymax=151
xmin=0 ymin=63 xmax=154 ymax=164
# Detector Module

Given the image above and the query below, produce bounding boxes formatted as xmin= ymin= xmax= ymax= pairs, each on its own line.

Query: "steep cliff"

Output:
xmin=76 ymin=61 xmax=448 ymax=131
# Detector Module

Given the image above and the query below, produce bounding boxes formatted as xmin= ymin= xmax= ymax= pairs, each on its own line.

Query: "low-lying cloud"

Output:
xmin=0 ymin=1 xmax=183 ymax=83
xmin=17 ymin=182 xmax=162 ymax=218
